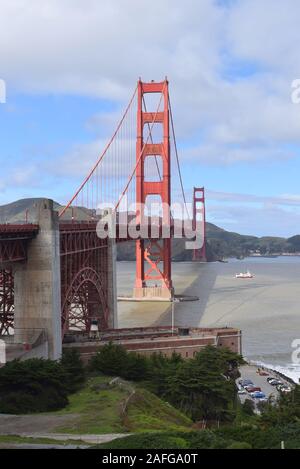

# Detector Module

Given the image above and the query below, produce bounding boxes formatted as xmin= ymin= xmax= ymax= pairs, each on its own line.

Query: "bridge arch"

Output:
xmin=62 ymin=267 xmax=108 ymax=337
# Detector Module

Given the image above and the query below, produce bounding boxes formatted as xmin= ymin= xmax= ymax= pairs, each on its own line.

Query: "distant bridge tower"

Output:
xmin=193 ymin=187 xmax=207 ymax=262
xmin=133 ymin=79 xmax=173 ymax=300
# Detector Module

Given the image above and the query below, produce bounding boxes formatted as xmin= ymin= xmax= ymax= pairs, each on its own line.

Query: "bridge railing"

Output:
xmin=1 ymin=328 xmax=47 ymax=347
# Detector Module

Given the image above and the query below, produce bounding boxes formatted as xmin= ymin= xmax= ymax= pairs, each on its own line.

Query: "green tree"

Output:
xmin=89 ymin=342 xmax=128 ymax=376
xmin=61 ymin=348 xmax=86 ymax=392
xmin=0 ymin=358 xmax=69 ymax=413
xmin=242 ymin=398 xmax=255 ymax=416
xmin=164 ymin=356 xmax=236 ymax=421
xmin=122 ymin=352 xmax=149 ymax=381
xmin=261 ymin=385 xmax=300 ymax=426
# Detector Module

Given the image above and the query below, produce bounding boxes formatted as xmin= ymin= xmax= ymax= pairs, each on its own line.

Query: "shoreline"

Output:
xmin=247 ymin=360 xmax=300 ymax=385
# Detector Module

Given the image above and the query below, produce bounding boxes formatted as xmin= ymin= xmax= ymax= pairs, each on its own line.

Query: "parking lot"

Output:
xmin=237 ymin=364 xmax=292 ymax=408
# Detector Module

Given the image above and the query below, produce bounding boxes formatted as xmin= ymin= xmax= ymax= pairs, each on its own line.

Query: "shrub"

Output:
xmin=242 ymin=399 xmax=255 ymax=416
xmin=0 ymin=358 xmax=69 ymax=413
xmin=89 ymin=342 xmax=127 ymax=376
xmin=89 ymin=343 xmax=148 ymax=381
xmin=227 ymin=441 xmax=252 ymax=449
xmin=122 ymin=352 xmax=149 ymax=381
xmin=61 ymin=348 xmax=86 ymax=392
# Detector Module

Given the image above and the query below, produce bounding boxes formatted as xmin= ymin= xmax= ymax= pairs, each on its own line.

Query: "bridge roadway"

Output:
xmin=0 ymin=224 xmax=39 ymax=263
xmin=0 ymin=219 xmax=193 ymax=263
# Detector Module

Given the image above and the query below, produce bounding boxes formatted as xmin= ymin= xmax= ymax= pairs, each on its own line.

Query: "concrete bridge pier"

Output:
xmin=13 ymin=199 xmax=62 ymax=360
xmin=107 ymin=238 xmax=118 ymax=329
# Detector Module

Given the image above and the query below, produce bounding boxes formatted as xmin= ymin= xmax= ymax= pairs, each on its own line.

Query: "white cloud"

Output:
xmin=2 ymin=0 xmax=300 ymax=235
xmin=0 ymin=166 xmax=38 ymax=193
xmin=205 ymin=188 xmax=300 ymax=236
xmin=207 ymin=189 xmax=300 ymax=207
xmin=227 ymin=0 xmax=300 ymax=73
xmin=208 ymin=202 xmax=300 ymax=237
xmin=1 ymin=0 xmax=300 ymax=167
xmin=0 ymin=0 xmax=222 ymax=100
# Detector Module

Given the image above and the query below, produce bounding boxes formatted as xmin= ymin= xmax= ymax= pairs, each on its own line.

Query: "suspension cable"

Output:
xmin=168 ymin=92 xmax=191 ymax=220
xmin=59 ymin=85 xmax=138 ymax=218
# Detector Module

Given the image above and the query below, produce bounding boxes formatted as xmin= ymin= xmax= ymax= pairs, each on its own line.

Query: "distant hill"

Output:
xmin=0 ymin=198 xmax=56 ymax=223
xmin=117 ymin=223 xmax=300 ymax=262
xmin=0 ymin=198 xmax=94 ymax=223
xmin=0 ymin=198 xmax=299 ymax=261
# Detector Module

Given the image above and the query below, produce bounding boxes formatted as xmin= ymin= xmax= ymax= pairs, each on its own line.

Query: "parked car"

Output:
xmin=267 ymin=378 xmax=282 ymax=386
xmin=250 ymin=391 xmax=266 ymax=399
xmin=239 ymin=379 xmax=254 ymax=387
xmin=244 ymin=385 xmax=255 ymax=391
xmin=246 ymin=386 xmax=262 ymax=393
xmin=270 ymin=380 xmax=282 ymax=386
xmin=279 ymin=385 xmax=292 ymax=394
xmin=238 ymin=389 xmax=247 ymax=395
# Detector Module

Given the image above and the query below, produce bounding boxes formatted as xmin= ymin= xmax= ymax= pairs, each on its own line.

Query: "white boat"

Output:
xmin=235 ymin=270 xmax=254 ymax=279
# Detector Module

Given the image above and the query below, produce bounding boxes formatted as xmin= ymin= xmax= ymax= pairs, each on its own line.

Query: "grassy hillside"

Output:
xmin=55 ymin=376 xmax=191 ymax=434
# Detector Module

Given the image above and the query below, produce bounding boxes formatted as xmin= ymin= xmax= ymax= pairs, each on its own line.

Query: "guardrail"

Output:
xmin=1 ymin=328 xmax=47 ymax=348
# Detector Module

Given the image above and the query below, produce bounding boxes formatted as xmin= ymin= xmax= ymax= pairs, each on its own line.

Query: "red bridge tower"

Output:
xmin=134 ymin=79 xmax=173 ymax=300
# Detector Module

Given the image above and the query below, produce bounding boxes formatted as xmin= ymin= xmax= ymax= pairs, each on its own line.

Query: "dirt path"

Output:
xmin=0 ymin=413 xmax=79 ymax=434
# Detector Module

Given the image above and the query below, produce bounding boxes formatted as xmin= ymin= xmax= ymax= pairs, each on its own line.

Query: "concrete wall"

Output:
xmin=65 ymin=329 xmax=242 ymax=364
xmin=107 ymin=238 xmax=118 ymax=329
xmin=13 ymin=199 xmax=62 ymax=359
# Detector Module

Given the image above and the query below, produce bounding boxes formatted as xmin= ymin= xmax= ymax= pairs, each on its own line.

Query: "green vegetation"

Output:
xmin=0 ymin=358 xmax=69 ymax=413
xmin=125 ymin=388 xmax=191 ymax=432
xmin=60 ymin=348 xmax=86 ymax=392
xmin=3 ymin=343 xmax=300 ymax=449
xmin=89 ymin=342 xmax=149 ymax=381
xmin=260 ymin=385 xmax=300 ymax=426
xmin=95 ymin=422 xmax=300 ymax=449
xmin=56 ymin=376 xmax=129 ymax=434
xmin=0 ymin=350 xmax=85 ymax=414
xmin=90 ymin=343 xmax=243 ymax=422
xmin=242 ymin=399 xmax=255 ymax=416
xmin=55 ymin=375 xmax=191 ymax=434
xmin=95 ymin=382 xmax=300 ymax=449
xmin=0 ymin=434 xmax=87 ymax=446
xmin=153 ymin=347 xmax=242 ymax=421
xmin=205 ymin=226 xmax=300 ymax=260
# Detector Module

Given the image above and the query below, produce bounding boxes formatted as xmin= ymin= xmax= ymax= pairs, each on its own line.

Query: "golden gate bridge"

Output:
xmin=0 ymin=79 xmax=207 ymax=358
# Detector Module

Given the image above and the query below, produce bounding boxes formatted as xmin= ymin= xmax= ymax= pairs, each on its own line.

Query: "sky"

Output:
xmin=1 ymin=0 xmax=300 ymax=237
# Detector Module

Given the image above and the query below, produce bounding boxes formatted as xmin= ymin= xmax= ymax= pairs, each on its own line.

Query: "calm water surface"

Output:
xmin=117 ymin=257 xmax=300 ymax=382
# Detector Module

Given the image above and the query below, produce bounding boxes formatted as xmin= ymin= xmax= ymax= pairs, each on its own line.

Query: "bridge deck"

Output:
xmin=0 ymin=224 xmax=39 ymax=264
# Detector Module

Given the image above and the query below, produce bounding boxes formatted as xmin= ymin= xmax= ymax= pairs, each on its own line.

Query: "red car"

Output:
xmin=246 ymin=386 xmax=262 ymax=393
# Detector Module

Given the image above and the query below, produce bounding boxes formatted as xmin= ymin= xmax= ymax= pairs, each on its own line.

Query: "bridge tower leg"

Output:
xmin=133 ymin=79 xmax=173 ymax=300
xmin=193 ymin=187 xmax=207 ymax=262
xmin=13 ymin=199 xmax=62 ymax=359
